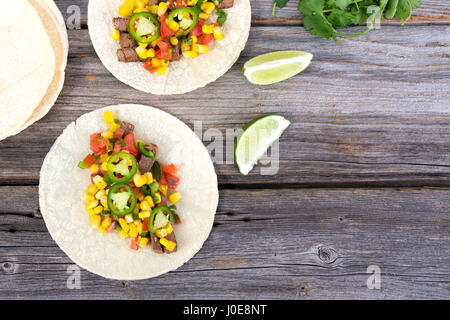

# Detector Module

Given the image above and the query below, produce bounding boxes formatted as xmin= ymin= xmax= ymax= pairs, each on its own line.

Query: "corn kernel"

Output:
xmin=155 ymin=192 xmax=161 ymax=203
xmin=84 ymin=193 xmax=96 ymax=202
xmin=156 ymin=228 xmax=168 ymax=238
xmin=168 ymin=20 xmax=179 ymax=32
xmin=95 ymin=190 xmax=105 ymax=200
xmin=119 ymin=218 xmax=129 ymax=233
xmin=101 ymin=216 xmax=112 ymax=229
xmin=170 ymin=36 xmax=179 ymax=46
xmin=136 ymin=221 xmax=143 ymax=234
xmin=139 ymin=211 xmax=150 ymax=219
xmin=156 ymin=66 xmax=169 ymax=74
xmin=128 ymin=223 xmax=138 ymax=238
xmin=134 ymin=204 xmax=140 ymax=214
xmin=151 ymin=36 xmax=162 ymax=47
xmin=86 ymin=184 xmax=98 ymax=196
xmin=93 ymin=175 xmax=107 ymax=190
xmin=199 ymin=12 xmax=209 ymax=20
xmin=140 ymin=200 xmax=151 ymax=211
xmin=119 ymin=0 xmax=134 ymax=16
xmin=90 ymin=215 xmax=101 ymax=228
xmin=136 ymin=46 xmax=148 ymax=59
xmin=183 ymin=51 xmax=198 ymax=58
xmin=87 ymin=209 xmax=95 ymax=216
xmin=101 ymin=132 xmax=113 ymax=140
xmin=98 ymin=225 xmax=107 ymax=234
xmin=118 ymin=230 xmax=128 ymax=239
xmin=190 ymin=35 xmax=198 ymax=44
xmin=187 ymin=0 xmax=198 ymax=6
xmin=202 ymin=24 xmax=215 ymax=34
xmin=85 ymin=200 xmax=99 ymax=211
xmin=201 ymin=2 xmax=215 ymax=14
xmin=160 ymin=59 xmax=169 ymax=67
xmin=143 ymin=172 xmax=153 ymax=184
xmin=145 ymin=196 xmax=155 ymax=208
xmin=181 ymin=42 xmax=191 ymax=52
xmin=90 ymin=163 xmax=99 ymax=174
xmin=112 ymin=28 xmax=121 ymax=40
xmin=100 ymin=195 xmax=108 ymax=208
xmin=94 ymin=205 xmax=104 ymax=214
xmin=158 ymin=184 xmax=168 ymax=196
xmin=169 ymin=192 xmax=181 ymax=204
xmin=160 ymin=237 xmax=176 ymax=251
xmin=139 ymin=42 xmax=148 ymax=49
xmin=109 ymin=121 xmax=120 ymax=133
xmin=139 ymin=237 xmax=149 ymax=247
xmin=151 ymin=58 xmax=161 ymax=68
xmin=192 ymin=44 xmax=209 ymax=53
xmin=147 ymin=48 xmax=156 ymax=58
xmin=125 ymin=214 xmax=134 ymax=223
xmin=157 ymin=2 xmax=168 ymax=16
xmin=214 ymin=27 xmax=224 ymax=40
xmin=149 ymin=5 xmax=158 ymax=14
xmin=136 ymin=0 xmax=149 ymax=8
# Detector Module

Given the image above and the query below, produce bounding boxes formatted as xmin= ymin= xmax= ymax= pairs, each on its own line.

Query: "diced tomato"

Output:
xmin=90 ymin=133 xmax=108 ymax=155
xmin=160 ymin=200 xmax=167 ymax=206
xmin=142 ymin=218 xmax=149 ymax=232
xmin=130 ymin=237 xmax=139 ymax=250
xmin=156 ymin=41 xmax=171 ymax=60
xmin=159 ymin=14 xmax=174 ymax=40
xmin=158 ymin=175 xmax=167 ymax=185
xmin=199 ymin=33 xmax=213 ymax=45
xmin=175 ymin=0 xmax=187 ymax=7
xmin=107 ymin=221 xmax=116 ymax=233
xmin=121 ymin=133 xmax=139 ymax=156
xmin=163 ymin=164 xmax=178 ymax=175
xmin=132 ymin=185 xmax=143 ymax=199
xmin=112 ymin=141 xmax=121 ymax=154
xmin=190 ymin=21 xmax=204 ymax=37
xmin=165 ymin=173 xmax=180 ymax=189
xmin=144 ymin=59 xmax=156 ymax=73
xmin=114 ymin=127 xmax=125 ymax=140
xmin=83 ymin=154 xmax=96 ymax=167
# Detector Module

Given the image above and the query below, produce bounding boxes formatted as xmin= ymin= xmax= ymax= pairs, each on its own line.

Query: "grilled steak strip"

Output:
xmin=218 ymin=0 xmax=234 ymax=9
xmin=163 ymin=232 xmax=177 ymax=253
xmin=112 ymin=17 xmax=129 ymax=33
xmin=150 ymin=234 xmax=164 ymax=253
xmin=120 ymin=121 xmax=135 ymax=134
xmin=119 ymin=33 xmax=137 ymax=48
xmin=117 ymin=48 xmax=139 ymax=62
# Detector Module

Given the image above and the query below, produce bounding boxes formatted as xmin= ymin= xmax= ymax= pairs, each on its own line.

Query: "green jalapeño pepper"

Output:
xmin=137 ymin=141 xmax=154 ymax=158
xmin=148 ymin=206 xmax=172 ymax=234
xmin=168 ymin=7 xmax=199 ymax=37
xmin=128 ymin=12 xmax=161 ymax=44
xmin=107 ymin=183 xmax=137 ymax=216
xmin=106 ymin=152 xmax=138 ymax=184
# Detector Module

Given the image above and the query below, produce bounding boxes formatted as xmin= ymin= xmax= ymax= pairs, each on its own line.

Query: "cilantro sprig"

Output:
xmin=273 ymin=0 xmax=421 ymax=41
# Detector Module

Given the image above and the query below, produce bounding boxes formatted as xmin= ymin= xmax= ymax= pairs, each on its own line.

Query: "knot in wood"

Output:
xmin=2 ymin=262 xmax=16 ymax=274
xmin=317 ymin=246 xmax=338 ymax=264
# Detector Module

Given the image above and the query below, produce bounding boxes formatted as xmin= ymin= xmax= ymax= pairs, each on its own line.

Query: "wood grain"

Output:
xmin=55 ymin=0 xmax=450 ymax=25
xmin=0 ymin=186 xmax=448 ymax=299
xmin=0 ymin=25 xmax=448 ymax=185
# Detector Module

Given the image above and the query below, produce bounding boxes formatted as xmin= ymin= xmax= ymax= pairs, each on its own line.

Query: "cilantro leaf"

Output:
xmin=303 ymin=13 xmax=336 ymax=40
xmin=216 ymin=9 xmax=227 ymax=26
xmin=298 ymin=0 xmax=325 ymax=15
xmin=275 ymin=0 xmax=291 ymax=8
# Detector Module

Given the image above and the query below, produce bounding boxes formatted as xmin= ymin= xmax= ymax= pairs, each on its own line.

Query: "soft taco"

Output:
xmin=39 ymin=104 xmax=219 ymax=280
xmin=0 ymin=0 xmax=68 ymax=141
xmin=88 ymin=0 xmax=251 ymax=94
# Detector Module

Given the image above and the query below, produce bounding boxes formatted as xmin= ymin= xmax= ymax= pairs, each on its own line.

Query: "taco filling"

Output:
xmin=79 ymin=110 xmax=182 ymax=253
xmin=112 ymin=0 xmax=234 ymax=74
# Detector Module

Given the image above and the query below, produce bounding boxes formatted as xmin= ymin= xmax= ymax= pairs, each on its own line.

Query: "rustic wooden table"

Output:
xmin=0 ymin=0 xmax=449 ymax=300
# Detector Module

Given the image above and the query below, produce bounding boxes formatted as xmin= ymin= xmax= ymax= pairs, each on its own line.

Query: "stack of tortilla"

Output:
xmin=0 ymin=0 xmax=68 ymax=141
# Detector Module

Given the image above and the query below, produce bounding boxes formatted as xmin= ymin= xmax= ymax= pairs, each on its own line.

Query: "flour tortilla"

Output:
xmin=0 ymin=0 xmax=55 ymax=140
xmin=39 ymin=104 xmax=219 ymax=280
xmin=11 ymin=0 xmax=69 ymax=136
xmin=88 ymin=0 xmax=251 ymax=94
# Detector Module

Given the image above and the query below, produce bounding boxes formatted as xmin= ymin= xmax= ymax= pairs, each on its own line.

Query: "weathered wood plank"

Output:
xmin=0 ymin=25 xmax=449 ymax=185
xmin=55 ymin=0 xmax=450 ymax=25
xmin=0 ymin=186 xmax=448 ymax=299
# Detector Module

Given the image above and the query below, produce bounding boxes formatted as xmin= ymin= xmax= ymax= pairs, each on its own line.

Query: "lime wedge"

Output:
xmin=243 ymin=51 xmax=313 ymax=85
xmin=234 ymin=115 xmax=290 ymax=175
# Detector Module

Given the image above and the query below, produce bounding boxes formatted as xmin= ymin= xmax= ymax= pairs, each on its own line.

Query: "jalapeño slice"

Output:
xmin=148 ymin=205 xmax=172 ymax=234
xmin=137 ymin=141 xmax=154 ymax=158
xmin=107 ymin=183 xmax=137 ymax=216
xmin=106 ymin=152 xmax=138 ymax=184
xmin=128 ymin=12 xmax=161 ymax=44
xmin=168 ymin=7 xmax=199 ymax=37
